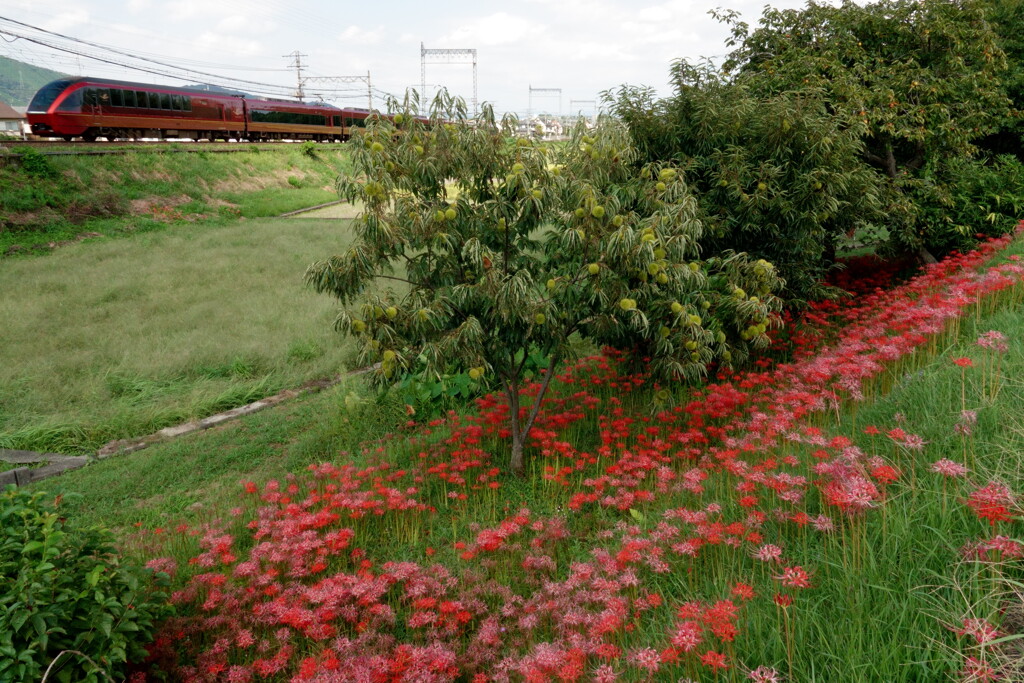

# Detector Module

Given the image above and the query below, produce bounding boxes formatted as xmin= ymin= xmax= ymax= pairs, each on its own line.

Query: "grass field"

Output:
xmin=0 ymin=212 xmax=371 ymax=454
xmin=28 ymin=233 xmax=1024 ymax=681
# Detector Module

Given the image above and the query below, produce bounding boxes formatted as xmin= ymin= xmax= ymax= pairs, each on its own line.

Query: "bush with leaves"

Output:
xmin=979 ymin=0 xmax=1024 ymax=158
xmin=0 ymin=487 xmax=171 ymax=683
xmin=609 ymin=63 xmax=890 ymax=300
xmin=909 ymin=154 xmax=1024 ymax=255
xmin=721 ymin=0 xmax=1011 ymax=259
xmin=307 ymin=93 xmax=784 ymax=474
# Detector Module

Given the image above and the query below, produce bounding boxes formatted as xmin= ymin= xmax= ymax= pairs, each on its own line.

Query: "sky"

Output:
xmin=0 ymin=0 xmax=812 ymax=116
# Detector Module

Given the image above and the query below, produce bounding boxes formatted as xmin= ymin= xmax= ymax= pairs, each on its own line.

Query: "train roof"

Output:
xmin=47 ymin=77 xmax=339 ymax=108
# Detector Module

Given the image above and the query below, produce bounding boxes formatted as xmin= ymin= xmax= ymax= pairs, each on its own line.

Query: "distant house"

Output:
xmin=0 ymin=101 xmax=25 ymax=138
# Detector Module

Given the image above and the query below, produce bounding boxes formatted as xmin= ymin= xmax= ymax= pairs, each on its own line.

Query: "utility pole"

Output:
xmin=420 ymin=42 xmax=478 ymax=118
xmin=283 ymin=50 xmax=308 ymax=101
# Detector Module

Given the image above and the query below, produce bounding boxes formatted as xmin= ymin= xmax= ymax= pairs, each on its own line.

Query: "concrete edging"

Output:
xmin=2 ymin=373 xmax=359 ymax=488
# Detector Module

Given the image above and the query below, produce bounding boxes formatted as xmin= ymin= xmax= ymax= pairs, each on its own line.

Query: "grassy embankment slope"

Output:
xmin=0 ymin=144 xmax=349 ymax=256
xmin=0 ymin=145 xmax=378 ymax=455
xmin=30 ymin=233 xmax=1024 ymax=680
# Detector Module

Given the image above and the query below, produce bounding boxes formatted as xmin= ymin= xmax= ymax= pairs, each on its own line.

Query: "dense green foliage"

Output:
xmin=610 ymin=69 xmax=888 ymax=298
xmin=0 ymin=487 xmax=170 ymax=682
xmin=979 ymin=0 xmax=1024 ymax=157
xmin=308 ymin=94 xmax=786 ymax=472
xmin=610 ymin=0 xmax=1022 ymax=290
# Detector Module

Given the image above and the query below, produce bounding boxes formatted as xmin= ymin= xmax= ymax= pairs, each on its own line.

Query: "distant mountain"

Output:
xmin=0 ymin=56 xmax=67 ymax=107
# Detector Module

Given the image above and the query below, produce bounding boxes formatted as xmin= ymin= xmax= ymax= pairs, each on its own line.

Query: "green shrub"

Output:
xmin=13 ymin=148 xmax=58 ymax=180
xmin=900 ymin=154 xmax=1024 ymax=257
xmin=0 ymin=487 xmax=172 ymax=683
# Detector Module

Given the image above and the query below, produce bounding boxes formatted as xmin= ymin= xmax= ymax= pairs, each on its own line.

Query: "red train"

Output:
xmin=27 ymin=77 xmax=382 ymax=142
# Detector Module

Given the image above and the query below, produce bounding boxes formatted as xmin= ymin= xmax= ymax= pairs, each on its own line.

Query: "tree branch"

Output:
xmin=373 ymin=274 xmax=433 ymax=289
xmin=521 ymin=353 xmax=562 ymax=439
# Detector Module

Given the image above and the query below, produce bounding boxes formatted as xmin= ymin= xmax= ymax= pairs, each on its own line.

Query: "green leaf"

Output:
xmin=31 ymin=613 xmax=46 ymax=640
xmin=86 ymin=564 xmax=103 ymax=588
xmin=628 ymin=508 xmax=645 ymax=523
xmin=20 ymin=541 xmax=43 ymax=554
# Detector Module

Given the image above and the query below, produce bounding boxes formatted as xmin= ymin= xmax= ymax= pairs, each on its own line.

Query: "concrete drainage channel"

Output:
xmin=0 ymin=370 xmax=375 ymax=488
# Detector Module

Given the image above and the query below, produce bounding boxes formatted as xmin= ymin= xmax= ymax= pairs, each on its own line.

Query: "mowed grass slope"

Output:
xmin=0 ymin=214 xmax=366 ymax=454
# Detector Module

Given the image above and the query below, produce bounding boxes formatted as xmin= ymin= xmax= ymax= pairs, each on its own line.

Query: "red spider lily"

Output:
xmin=775 ymin=566 xmax=812 ymax=589
xmin=959 ymin=656 xmax=1003 ymax=682
xmin=965 ymin=481 xmax=1017 ymax=526
xmin=700 ymin=650 xmax=730 ymax=670
xmin=931 ymin=459 xmax=969 ymax=478
xmin=773 ymin=593 xmax=794 ymax=608
xmin=748 ymin=666 xmax=782 ymax=682
xmin=952 ymin=617 xmax=1002 ymax=645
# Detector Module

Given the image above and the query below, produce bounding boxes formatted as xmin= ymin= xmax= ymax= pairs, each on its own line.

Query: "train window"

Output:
xmin=250 ymin=109 xmax=327 ymax=126
xmin=333 ymin=116 xmax=342 ymax=127
xmin=136 ymin=92 xmax=150 ymax=108
xmin=54 ymin=88 xmax=83 ymax=112
xmin=171 ymin=95 xmax=183 ymax=111
xmin=183 ymin=96 xmax=192 ymax=112
xmin=83 ymin=89 xmax=97 ymax=107
xmin=97 ymin=89 xmax=111 ymax=106
xmin=28 ymin=79 xmax=73 ymax=114
xmin=110 ymin=89 xmax=124 ymax=107
xmin=123 ymin=90 xmax=136 ymax=107
xmin=160 ymin=93 xmax=172 ymax=110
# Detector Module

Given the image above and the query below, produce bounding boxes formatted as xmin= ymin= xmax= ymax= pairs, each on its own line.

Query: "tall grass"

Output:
xmin=0 ymin=215 xmax=366 ymax=453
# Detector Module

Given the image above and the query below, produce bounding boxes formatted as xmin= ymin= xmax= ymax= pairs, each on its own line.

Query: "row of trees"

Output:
xmin=610 ymin=0 xmax=1024 ymax=291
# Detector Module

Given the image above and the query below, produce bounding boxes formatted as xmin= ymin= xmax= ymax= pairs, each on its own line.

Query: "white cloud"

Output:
xmin=193 ymin=32 xmax=264 ymax=58
xmin=338 ymin=25 xmax=384 ymax=46
xmin=216 ymin=15 xmax=276 ymax=35
xmin=439 ymin=12 xmax=540 ymax=47
xmin=43 ymin=9 xmax=90 ymax=33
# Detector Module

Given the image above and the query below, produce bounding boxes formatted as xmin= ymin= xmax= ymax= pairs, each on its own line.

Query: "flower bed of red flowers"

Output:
xmin=131 ymin=227 xmax=1024 ymax=682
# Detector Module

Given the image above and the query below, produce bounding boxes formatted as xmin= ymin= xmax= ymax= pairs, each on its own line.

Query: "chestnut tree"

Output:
xmin=307 ymin=93 xmax=783 ymax=475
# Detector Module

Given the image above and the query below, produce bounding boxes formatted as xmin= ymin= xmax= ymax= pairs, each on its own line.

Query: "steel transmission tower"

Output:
xmin=420 ymin=42 xmax=477 ymax=117
xmin=528 ymin=86 xmax=561 ymax=119
xmin=569 ymin=99 xmax=597 ymax=116
xmin=301 ymin=73 xmax=373 ymax=109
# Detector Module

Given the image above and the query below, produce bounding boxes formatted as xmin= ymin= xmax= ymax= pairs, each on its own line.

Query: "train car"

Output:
xmin=244 ymin=97 xmax=342 ymax=142
xmin=27 ymin=77 xmax=247 ymax=141
xmin=26 ymin=77 xmax=353 ymax=142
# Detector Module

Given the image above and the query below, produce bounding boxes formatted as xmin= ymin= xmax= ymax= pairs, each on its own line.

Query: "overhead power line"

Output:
xmin=0 ymin=15 xmax=299 ymax=96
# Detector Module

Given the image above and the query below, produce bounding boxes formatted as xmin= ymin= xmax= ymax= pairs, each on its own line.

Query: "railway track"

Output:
xmin=0 ymin=139 xmax=348 ymax=157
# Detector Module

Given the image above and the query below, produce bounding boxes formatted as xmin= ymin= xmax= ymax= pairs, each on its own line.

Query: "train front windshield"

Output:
xmin=28 ymin=80 xmax=75 ymax=114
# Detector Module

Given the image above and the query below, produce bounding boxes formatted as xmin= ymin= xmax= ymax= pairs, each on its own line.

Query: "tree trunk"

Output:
xmin=510 ymin=436 xmax=525 ymax=477
xmin=506 ymin=378 xmax=525 ymax=476
xmin=917 ymin=245 xmax=939 ymax=265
